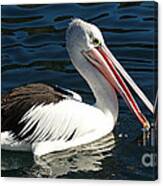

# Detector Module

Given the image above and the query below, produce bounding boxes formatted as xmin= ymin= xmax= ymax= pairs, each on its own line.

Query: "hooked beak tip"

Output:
xmin=142 ymin=120 xmax=150 ymax=131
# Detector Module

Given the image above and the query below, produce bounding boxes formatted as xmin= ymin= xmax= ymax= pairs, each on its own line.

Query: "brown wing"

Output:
xmin=1 ymin=83 xmax=71 ymax=141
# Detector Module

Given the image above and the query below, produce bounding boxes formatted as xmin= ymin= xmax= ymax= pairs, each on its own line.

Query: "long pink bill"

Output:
xmin=82 ymin=45 xmax=152 ymax=130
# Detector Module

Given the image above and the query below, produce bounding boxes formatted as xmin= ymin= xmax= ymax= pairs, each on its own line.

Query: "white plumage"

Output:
xmin=24 ymin=100 xmax=114 ymax=156
xmin=2 ymin=100 xmax=114 ymax=156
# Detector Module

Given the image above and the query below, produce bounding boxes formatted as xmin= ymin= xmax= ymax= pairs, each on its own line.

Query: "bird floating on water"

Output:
xmin=1 ymin=19 xmax=154 ymax=156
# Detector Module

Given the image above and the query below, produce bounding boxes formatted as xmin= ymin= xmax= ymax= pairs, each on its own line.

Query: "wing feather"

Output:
xmin=18 ymin=99 xmax=108 ymax=144
xmin=2 ymin=83 xmax=82 ymax=142
xmin=2 ymin=83 xmax=112 ymax=153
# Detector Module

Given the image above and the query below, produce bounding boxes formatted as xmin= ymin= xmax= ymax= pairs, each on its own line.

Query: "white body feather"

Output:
xmin=1 ymin=99 xmax=114 ymax=156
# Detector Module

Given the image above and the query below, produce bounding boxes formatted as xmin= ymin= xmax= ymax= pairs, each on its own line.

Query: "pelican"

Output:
xmin=1 ymin=19 xmax=153 ymax=156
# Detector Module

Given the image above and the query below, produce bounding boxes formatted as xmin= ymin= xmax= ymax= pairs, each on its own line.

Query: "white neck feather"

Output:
xmin=70 ymin=52 xmax=119 ymax=122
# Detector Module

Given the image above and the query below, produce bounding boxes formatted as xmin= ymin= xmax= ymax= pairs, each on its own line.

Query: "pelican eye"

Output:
xmin=92 ymin=38 xmax=101 ymax=46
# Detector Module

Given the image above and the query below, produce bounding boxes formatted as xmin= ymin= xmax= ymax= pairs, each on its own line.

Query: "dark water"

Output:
xmin=1 ymin=1 xmax=158 ymax=180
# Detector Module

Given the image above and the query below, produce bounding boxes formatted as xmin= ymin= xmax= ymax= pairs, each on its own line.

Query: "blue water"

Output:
xmin=1 ymin=1 xmax=158 ymax=180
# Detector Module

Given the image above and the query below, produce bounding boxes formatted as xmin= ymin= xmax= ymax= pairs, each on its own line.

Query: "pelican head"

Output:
xmin=66 ymin=18 xmax=104 ymax=52
xmin=66 ymin=18 xmax=153 ymax=130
